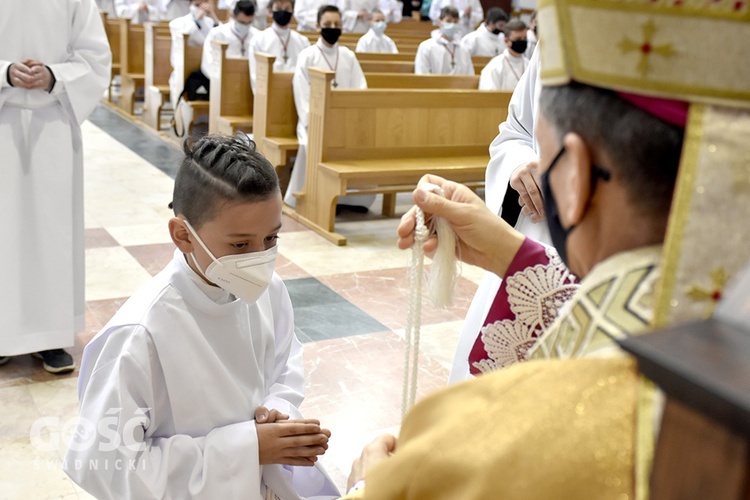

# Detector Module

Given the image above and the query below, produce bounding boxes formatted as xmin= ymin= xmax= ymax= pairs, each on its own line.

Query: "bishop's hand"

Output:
xmin=346 ymin=434 xmax=397 ymax=491
xmin=256 ymin=419 xmax=331 ymax=466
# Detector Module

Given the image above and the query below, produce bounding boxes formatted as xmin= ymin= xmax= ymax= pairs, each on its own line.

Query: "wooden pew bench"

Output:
xmin=169 ymin=33 xmax=210 ymax=136
xmin=101 ymin=13 xmax=121 ymax=102
xmin=209 ymin=40 xmax=253 ymax=134
xmin=253 ymin=53 xmax=482 ymax=194
xmin=144 ymin=23 xmax=172 ymax=129
xmin=292 ymin=68 xmax=512 ymax=245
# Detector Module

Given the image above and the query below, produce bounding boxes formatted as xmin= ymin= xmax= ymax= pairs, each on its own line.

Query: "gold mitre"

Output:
xmin=537 ymin=0 xmax=750 ymax=326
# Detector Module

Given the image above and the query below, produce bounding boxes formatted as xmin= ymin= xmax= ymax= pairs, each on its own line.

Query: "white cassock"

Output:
xmin=201 ymin=21 xmax=259 ymax=78
xmin=169 ymin=13 xmax=216 ymax=107
xmin=414 ymin=36 xmax=473 ymax=75
xmin=478 ymin=50 xmax=528 ymax=91
xmin=429 ymin=0 xmax=482 ymax=38
xmin=286 ymin=40 xmax=375 ymax=208
xmin=216 ymin=0 xmax=269 ymax=29
xmin=460 ymin=24 xmax=505 ymax=57
xmin=115 ymin=0 xmax=162 ymax=23
xmin=293 ymin=0 xmax=333 ymax=32
xmin=249 ymin=25 xmax=311 ymax=92
xmin=339 ymin=0 xmax=380 ymax=33
xmin=379 ymin=0 xmax=403 ymax=23
xmin=448 ymin=48 xmax=549 ymax=384
xmin=355 ymin=29 xmax=398 ymax=53
xmin=158 ymin=0 xmax=190 ymax=20
xmin=0 ymin=0 xmax=110 ymax=357
xmin=525 ymin=28 xmax=537 ymax=59
xmin=97 ymin=0 xmax=117 ymax=16
xmin=64 ymin=251 xmax=340 ymax=500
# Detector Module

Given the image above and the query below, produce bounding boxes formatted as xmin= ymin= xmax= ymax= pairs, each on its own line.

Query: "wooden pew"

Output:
xmin=293 ymin=68 xmax=512 ymax=245
xmin=101 ymin=13 xmax=121 ymax=102
xmin=253 ymin=53 xmax=482 ymax=194
xmin=208 ymin=41 xmax=253 ymax=135
xmin=117 ymin=19 xmax=170 ymax=116
xmin=359 ymin=60 xmax=414 ymax=73
xmin=144 ymin=23 xmax=172 ymax=129
xmin=170 ymin=33 xmax=210 ymax=136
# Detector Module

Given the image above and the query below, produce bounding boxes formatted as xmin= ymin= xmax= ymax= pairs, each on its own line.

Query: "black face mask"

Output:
xmin=510 ymin=39 xmax=528 ymax=54
xmin=320 ymin=27 xmax=342 ymax=45
xmin=541 ymin=146 xmax=611 ymax=269
xmin=491 ymin=28 xmax=502 ymax=35
xmin=273 ymin=10 xmax=293 ymax=26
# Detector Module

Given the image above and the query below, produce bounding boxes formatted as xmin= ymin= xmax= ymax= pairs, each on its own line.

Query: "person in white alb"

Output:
xmin=169 ymin=0 xmax=219 ymax=106
xmin=159 ymin=0 xmax=191 ymax=19
xmin=287 ymin=5 xmax=375 ymax=211
xmin=479 ymin=20 xmax=529 ymax=91
xmin=356 ymin=10 xmax=398 ymax=53
xmin=97 ymin=0 xmax=117 ymax=15
xmin=415 ymin=6 xmax=473 ymax=75
xmin=428 ymin=0 xmax=482 ymax=38
xmin=460 ymin=7 xmax=507 ymax=57
xmin=294 ymin=0 xmax=331 ymax=32
xmin=219 ymin=0 xmax=269 ymax=29
xmin=249 ymin=0 xmax=311 ymax=91
xmin=339 ymin=0 xmax=380 ymax=33
xmin=379 ymin=0 xmax=403 ymax=23
xmin=0 ymin=0 xmax=111 ymax=373
xmin=201 ymin=0 xmax=258 ymax=78
xmin=115 ymin=0 xmax=162 ymax=23
xmin=64 ymin=135 xmax=339 ymax=500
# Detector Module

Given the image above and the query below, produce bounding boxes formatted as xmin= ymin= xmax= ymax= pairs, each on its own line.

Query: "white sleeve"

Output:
xmin=414 ymin=42 xmax=430 ymax=74
xmin=351 ymin=54 xmax=368 ymax=88
xmin=293 ymin=0 xmax=317 ymax=30
xmin=389 ymin=36 xmax=398 ymax=53
xmin=478 ymin=62 xmax=494 ymax=90
xmin=248 ymin=37 xmax=259 ymax=92
xmin=469 ymin=0 xmax=482 ymax=30
xmin=262 ymin=277 xmax=305 ymax=414
xmin=48 ymin=0 xmax=112 ymax=125
xmin=355 ymin=35 xmax=367 ymax=52
xmin=340 ymin=0 xmax=359 ymax=33
xmin=64 ymin=327 xmax=263 ymax=500
xmin=201 ymin=31 xmax=216 ymax=77
xmin=115 ymin=0 xmax=138 ymax=18
xmin=485 ymin=47 xmax=540 ymax=215
xmin=429 ymin=0 xmax=442 ymax=23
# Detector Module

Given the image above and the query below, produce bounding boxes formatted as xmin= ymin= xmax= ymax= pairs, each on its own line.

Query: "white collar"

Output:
xmin=178 ymin=251 xmax=235 ymax=304
xmin=436 ymin=36 xmax=456 ymax=47
xmin=316 ymin=38 xmax=339 ymax=54
xmin=481 ymin=25 xmax=501 ymax=40
xmin=272 ymin=23 xmax=291 ymax=34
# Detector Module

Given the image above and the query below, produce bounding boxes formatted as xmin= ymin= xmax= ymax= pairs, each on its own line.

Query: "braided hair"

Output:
xmin=170 ymin=135 xmax=279 ymax=228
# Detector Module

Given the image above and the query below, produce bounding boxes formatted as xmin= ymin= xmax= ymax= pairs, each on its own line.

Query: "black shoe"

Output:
xmin=33 ymin=349 xmax=75 ymax=374
xmin=0 ymin=356 xmax=9 ymax=366
xmin=335 ymin=204 xmax=370 ymax=215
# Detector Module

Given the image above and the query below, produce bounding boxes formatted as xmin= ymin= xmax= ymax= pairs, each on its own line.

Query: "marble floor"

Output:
xmin=0 ymin=105 xmax=484 ymax=498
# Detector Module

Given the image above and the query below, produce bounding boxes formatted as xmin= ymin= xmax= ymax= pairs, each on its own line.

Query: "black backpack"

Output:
xmin=172 ymin=70 xmax=210 ymax=137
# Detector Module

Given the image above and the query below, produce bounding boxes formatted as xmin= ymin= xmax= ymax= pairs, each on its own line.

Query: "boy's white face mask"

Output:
xmin=183 ymin=219 xmax=277 ymax=304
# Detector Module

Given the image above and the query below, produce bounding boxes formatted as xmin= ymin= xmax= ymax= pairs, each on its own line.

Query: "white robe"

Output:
xmin=201 ymin=21 xmax=259 ymax=78
xmin=478 ymin=50 xmax=528 ymax=91
xmin=460 ymin=24 xmax=505 ymax=57
xmin=428 ymin=0 xmax=482 ymax=38
xmin=448 ymin=47 xmax=550 ymax=384
xmin=97 ymin=0 xmax=117 ymax=16
xmin=218 ymin=0 xmax=269 ymax=29
xmin=158 ymin=0 xmax=190 ymax=20
xmin=414 ymin=36 xmax=473 ymax=75
xmin=249 ymin=25 xmax=311 ymax=92
xmin=169 ymin=13 xmax=215 ymax=107
xmin=339 ymin=0 xmax=380 ymax=33
xmin=379 ymin=0 xmax=403 ymax=23
xmin=64 ymin=251 xmax=340 ymax=500
xmin=115 ymin=0 xmax=162 ymax=23
xmin=0 ymin=0 xmax=110 ymax=357
xmin=355 ymin=29 xmax=398 ymax=53
xmin=286 ymin=40 xmax=374 ymax=208
xmin=293 ymin=0 xmax=333 ymax=32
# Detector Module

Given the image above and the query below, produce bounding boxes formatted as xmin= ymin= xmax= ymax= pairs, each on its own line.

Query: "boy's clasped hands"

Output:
xmin=254 ymin=406 xmax=331 ymax=466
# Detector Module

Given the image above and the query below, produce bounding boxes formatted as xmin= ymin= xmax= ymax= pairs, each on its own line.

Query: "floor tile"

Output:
xmin=0 ymin=386 xmax=41 ymax=441
xmin=106 ymin=223 xmax=174 ymax=247
xmin=84 ymin=229 xmax=119 ymax=249
xmin=85 ymin=247 xmax=153 ymax=302
xmin=0 ymin=439 xmax=77 ymax=500
xmin=125 ymin=243 xmax=176 ymax=276
xmin=285 ymin=278 xmax=387 ymax=342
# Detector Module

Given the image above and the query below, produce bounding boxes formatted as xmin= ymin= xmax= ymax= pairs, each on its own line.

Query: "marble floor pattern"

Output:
xmin=0 ymin=105 xmax=485 ymax=499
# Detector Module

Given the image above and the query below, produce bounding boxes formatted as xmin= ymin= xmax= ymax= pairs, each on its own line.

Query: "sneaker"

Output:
xmin=0 ymin=356 xmax=9 ymax=366
xmin=33 ymin=349 xmax=75 ymax=374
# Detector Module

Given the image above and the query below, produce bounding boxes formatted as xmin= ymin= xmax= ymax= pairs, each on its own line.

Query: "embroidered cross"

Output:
xmin=618 ymin=20 xmax=675 ymax=77
xmin=686 ymin=267 xmax=728 ymax=317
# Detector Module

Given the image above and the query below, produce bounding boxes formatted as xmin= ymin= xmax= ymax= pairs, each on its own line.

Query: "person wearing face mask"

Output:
xmin=169 ymin=0 xmax=220 ymax=108
xmin=460 ymin=7 xmax=508 ymax=57
xmin=478 ymin=19 xmax=529 ymax=91
xmin=248 ymin=0 xmax=311 ymax=92
xmin=200 ymin=0 xmax=259 ymax=79
xmin=355 ymin=10 xmax=398 ymax=54
xmin=415 ymin=6 xmax=473 ymax=75
xmin=286 ymin=5 xmax=375 ymax=211
xmin=158 ymin=0 xmax=190 ymax=20
xmin=65 ymin=135 xmax=340 ymax=500
xmin=428 ymin=0 xmax=482 ymax=39
xmin=115 ymin=0 xmax=162 ymax=23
